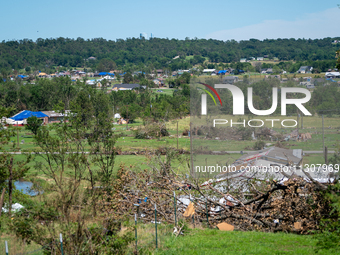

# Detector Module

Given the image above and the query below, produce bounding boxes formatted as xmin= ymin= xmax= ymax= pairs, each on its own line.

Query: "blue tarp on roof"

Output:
xmin=218 ymin=70 xmax=227 ymax=74
xmin=10 ymin=110 xmax=48 ymax=121
xmin=17 ymin=75 xmax=26 ymax=79
xmin=98 ymin=72 xmax=115 ymax=76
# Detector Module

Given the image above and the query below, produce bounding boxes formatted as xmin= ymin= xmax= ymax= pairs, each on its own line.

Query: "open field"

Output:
xmin=156 ymin=228 xmax=334 ymax=255
xmin=3 ymin=222 xmax=333 ymax=255
xmin=124 ymin=223 xmax=335 ymax=255
xmin=150 ymin=88 xmax=175 ymax=96
xmin=3 ymin=114 xmax=339 ymax=180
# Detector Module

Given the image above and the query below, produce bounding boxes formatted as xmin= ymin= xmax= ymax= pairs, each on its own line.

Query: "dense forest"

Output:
xmin=0 ymin=37 xmax=339 ymax=72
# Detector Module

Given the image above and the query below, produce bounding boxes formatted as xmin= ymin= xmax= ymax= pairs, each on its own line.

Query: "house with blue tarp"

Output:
xmin=7 ymin=110 xmax=48 ymax=126
xmin=217 ymin=70 xmax=228 ymax=75
xmin=98 ymin=72 xmax=115 ymax=76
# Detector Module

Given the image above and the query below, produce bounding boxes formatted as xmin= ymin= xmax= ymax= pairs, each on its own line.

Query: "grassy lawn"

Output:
xmin=156 ymin=228 xmax=334 ymax=255
xmin=127 ymin=224 xmax=335 ymax=255
xmin=150 ymin=88 xmax=175 ymax=96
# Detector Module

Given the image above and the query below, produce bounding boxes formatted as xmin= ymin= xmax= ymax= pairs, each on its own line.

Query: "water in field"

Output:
xmin=14 ymin=180 xmax=40 ymax=196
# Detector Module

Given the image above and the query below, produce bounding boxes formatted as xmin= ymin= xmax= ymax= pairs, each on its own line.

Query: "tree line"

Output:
xmin=1 ymin=37 xmax=339 ymax=73
xmin=0 ymin=77 xmax=191 ymax=122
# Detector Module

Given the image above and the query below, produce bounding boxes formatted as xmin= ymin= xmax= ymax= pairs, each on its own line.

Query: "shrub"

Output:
xmin=134 ymin=123 xmax=169 ymax=139
xmin=254 ymin=140 xmax=265 ymax=150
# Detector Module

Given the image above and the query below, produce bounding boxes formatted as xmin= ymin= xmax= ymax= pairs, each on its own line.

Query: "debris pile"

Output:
xmin=101 ymin=163 xmax=333 ymax=234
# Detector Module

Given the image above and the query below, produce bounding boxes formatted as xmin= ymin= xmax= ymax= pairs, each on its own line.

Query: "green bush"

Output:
xmin=254 ymin=140 xmax=265 ymax=150
xmin=315 ymin=182 xmax=340 ymax=252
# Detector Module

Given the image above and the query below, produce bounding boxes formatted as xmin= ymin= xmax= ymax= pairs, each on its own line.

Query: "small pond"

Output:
xmin=14 ymin=180 xmax=41 ymax=196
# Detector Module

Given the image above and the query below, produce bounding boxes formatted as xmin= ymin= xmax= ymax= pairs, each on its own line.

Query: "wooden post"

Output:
xmin=174 ymin=191 xmax=177 ymax=226
xmin=296 ymin=109 xmax=299 ymax=140
xmin=0 ymin=188 xmax=6 ymax=219
xmin=17 ymin=122 xmax=19 ymax=150
xmin=190 ymin=122 xmax=194 ymax=177
xmin=322 ymin=115 xmax=325 ymax=158
xmin=8 ymin=158 xmax=13 ymax=216
xmin=135 ymin=214 xmax=138 ymax=253
xmin=154 ymin=204 xmax=158 ymax=249
xmin=126 ymin=106 xmax=129 ymax=130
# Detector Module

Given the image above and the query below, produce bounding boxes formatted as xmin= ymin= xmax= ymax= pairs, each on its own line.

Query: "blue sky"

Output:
xmin=1 ymin=0 xmax=339 ymax=42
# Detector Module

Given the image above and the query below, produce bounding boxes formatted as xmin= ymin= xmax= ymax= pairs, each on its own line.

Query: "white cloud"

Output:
xmin=206 ymin=8 xmax=340 ymax=41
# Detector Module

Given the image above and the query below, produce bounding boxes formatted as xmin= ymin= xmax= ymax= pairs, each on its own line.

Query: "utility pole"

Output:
xmin=126 ymin=105 xmax=129 ymax=130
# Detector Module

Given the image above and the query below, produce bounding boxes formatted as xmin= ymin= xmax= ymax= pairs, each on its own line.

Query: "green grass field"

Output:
xmin=156 ymin=229 xmax=334 ymax=255
xmin=150 ymin=88 xmax=175 ymax=96
xmin=125 ymin=223 xmax=335 ymax=255
xmin=3 ymin=114 xmax=339 ymax=179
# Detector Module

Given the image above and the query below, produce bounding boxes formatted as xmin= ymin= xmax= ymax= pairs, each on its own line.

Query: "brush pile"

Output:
xmin=100 ymin=161 xmax=334 ymax=234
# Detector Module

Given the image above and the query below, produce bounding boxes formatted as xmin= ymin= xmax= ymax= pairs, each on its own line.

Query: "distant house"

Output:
xmin=38 ymin=72 xmax=47 ymax=78
xmin=217 ymin=70 xmax=228 ymax=75
xmin=297 ymin=66 xmax=313 ymax=74
xmin=325 ymin=72 xmax=340 ymax=79
xmin=7 ymin=110 xmax=48 ymax=126
xmin=202 ymin=69 xmax=216 ymax=74
xmin=112 ymin=84 xmax=146 ymax=91
xmin=153 ymin=79 xmax=160 ymax=86
xmin=257 ymin=57 xmax=264 ymax=61
xmin=42 ymin=111 xmax=69 ymax=124
xmin=240 ymin=58 xmax=247 ymax=63
xmin=86 ymin=80 xmax=96 ymax=85
xmin=88 ymin=56 xmax=96 ymax=60
xmin=227 ymin=68 xmax=235 ymax=73
xmin=222 ymin=76 xmax=239 ymax=84
xmin=299 ymin=81 xmax=311 ymax=86
xmin=313 ymin=78 xmax=325 ymax=86
xmin=156 ymin=69 xmax=163 ymax=76
xmin=265 ymin=75 xmax=280 ymax=79
xmin=306 ymin=84 xmax=315 ymax=89
xmin=261 ymin=68 xmax=273 ymax=74
xmin=98 ymin=72 xmax=115 ymax=77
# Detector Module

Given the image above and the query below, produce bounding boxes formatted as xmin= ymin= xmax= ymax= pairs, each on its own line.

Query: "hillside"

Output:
xmin=1 ymin=37 xmax=339 ymax=72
